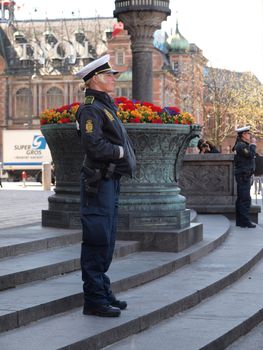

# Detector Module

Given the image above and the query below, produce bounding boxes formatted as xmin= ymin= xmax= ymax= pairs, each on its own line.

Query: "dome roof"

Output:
xmin=167 ymin=20 xmax=189 ymax=52
xmin=117 ymin=70 xmax=132 ymax=81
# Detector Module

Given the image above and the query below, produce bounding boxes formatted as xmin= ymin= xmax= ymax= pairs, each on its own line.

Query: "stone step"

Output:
xmin=0 ymin=220 xmax=261 ymax=350
xmin=0 ymin=240 xmax=140 ymax=291
xmin=0 ymin=210 xmax=198 ymax=260
xmin=0 ymin=210 xmax=198 ymax=259
xmin=104 ymin=242 xmax=263 ymax=350
xmin=226 ymin=320 xmax=263 ymax=349
xmin=0 ymin=224 xmax=82 ymax=259
xmin=0 ymin=215 xmax=229 ymax=333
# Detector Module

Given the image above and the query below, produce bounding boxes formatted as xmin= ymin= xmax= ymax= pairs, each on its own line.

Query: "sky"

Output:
xmin=14 ymin=0 xmax=263 ymax=83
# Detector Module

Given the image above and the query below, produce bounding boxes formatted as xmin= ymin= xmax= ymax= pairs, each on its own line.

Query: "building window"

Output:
xmin=15 ymin=88 xmax=32 ymax=118
xmin=115 ymin=87 xmax=132 ymax=99
xmin=173 ymin=61 xmax=179 ymax=74
xmin=46 ymin=87 xmax=64 ymax=109
xmin=116 ymin=51 xmax=124 ymax=65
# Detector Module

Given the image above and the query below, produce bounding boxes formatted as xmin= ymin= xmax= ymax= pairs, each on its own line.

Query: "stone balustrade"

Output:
xmin=179 ymin=154 xmax=261 ymax=223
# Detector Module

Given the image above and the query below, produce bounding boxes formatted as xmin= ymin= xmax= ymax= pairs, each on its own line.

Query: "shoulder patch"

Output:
xmin=84 ymin=96 xmax=95 ymax=105
xmin=104 ymin=108 xmax=115 ymax=122
xmin=85 ymin=120 xmax=93 ymax=133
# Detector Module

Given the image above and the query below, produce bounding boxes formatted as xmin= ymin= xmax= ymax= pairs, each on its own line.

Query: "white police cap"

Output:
xmin=75 ymin=54 xmax=118 ymax=81
xmin=236 ymin=125 xmax=250 ymax=134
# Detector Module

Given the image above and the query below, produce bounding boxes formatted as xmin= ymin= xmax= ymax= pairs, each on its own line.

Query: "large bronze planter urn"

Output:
xmin=41 ymin=123 xmax=201 ymax=237
xmin=41 ymin=123 xmax=84 ymax=228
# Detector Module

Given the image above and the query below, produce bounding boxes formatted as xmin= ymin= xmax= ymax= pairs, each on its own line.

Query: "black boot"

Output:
xmin=239 ymin=222 xmax=256 ymax=228
xmin=110 ymin=299 xmax=127 ymax=310
xmin=83 ymin=304 xmax=121 ymax=317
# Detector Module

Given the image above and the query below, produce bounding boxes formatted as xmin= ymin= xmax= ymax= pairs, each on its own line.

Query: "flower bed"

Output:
xmin=40 ymin=102 xmax=80 ymax=125
xmin=40 ymin=97 xmax=195 ymax=125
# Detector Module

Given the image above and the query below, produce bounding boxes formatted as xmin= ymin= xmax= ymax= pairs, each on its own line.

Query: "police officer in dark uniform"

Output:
xmin=233 ymin=126 xmax=257 ymax=228
xmin=75 ymin=54 xmax=136 ymax=317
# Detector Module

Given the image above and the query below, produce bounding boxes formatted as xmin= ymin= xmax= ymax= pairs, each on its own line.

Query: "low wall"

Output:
xmin=179 ymin=154 xmax=261 ymax=223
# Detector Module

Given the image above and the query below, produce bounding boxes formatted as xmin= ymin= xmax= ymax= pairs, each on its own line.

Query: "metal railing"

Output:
xmin=253 ymin=176 xmax=263 ymax=205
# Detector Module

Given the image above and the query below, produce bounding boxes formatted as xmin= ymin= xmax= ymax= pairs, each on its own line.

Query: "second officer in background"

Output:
xmin=232 ymin=126 xmax=257 ymax=228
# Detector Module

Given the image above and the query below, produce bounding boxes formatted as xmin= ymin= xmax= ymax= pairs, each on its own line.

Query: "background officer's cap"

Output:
xmin=75 ymin=54 xmax=118 ymax=81
xmin=236 ymin=126 xmax=250 ymax=134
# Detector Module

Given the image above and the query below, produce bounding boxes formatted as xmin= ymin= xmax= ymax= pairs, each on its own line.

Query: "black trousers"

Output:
xmin=80 ymin=174 xmax=120 ymax=308
xmin=235 ymin=173 xmax=252 ymax=226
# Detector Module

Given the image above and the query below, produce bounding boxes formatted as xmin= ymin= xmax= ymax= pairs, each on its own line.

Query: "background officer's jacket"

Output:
xmin=76 ymin=89 xmax=136 ymax=177
xmin=234 ymin=140 xmax=256 ymax=175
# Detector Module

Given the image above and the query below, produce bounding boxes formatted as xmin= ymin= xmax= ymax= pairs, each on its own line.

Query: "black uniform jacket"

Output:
xmin=76 ymin=89 xmax=136 ymax=177
xmin=233 ymin=140 xmax=256 ymax=175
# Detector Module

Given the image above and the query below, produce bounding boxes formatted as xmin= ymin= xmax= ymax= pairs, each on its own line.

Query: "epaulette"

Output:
xmin=84 ymin=96 xmax=95 ymax=105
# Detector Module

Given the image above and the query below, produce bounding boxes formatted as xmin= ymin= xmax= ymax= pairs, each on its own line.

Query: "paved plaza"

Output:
xmin=0 ymin=181 xmax=55 ymax=229
xmin=0 ymin=180 xmax=262 ymax=230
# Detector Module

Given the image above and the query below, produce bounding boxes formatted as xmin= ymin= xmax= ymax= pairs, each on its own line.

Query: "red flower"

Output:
xmin=170 ymin=106 xmax=181 ymax=113
xmin=60 ymin=118 xmax=71 ymax=123
xmin=152 ymin=119 xmax=163 ymax=124
xmin=142 ymin=102 xmax=154 ymax=108
xmin=152 ymin=106 xmax=163 ymax=113
xmin=114 ymin=97 xmax=129 ymax=105
xmin=57 ymin=105 xmax=70 ymax=113
xmin=70 ymin=102 xmax=80 ymax=107
xmin=130 ymin=117 xmax=141 ymax=123
xmin=122 ymin=103 xmax=136 ymax=111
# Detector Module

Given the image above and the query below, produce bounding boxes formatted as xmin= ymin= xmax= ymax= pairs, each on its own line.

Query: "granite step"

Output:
xmin=0 ymin=239 xmax=140 ymax=292
xmin=104 ymin=236 xmax=263 ymax=350
xmin=0 ymin=224 xmax=82 ymax=259
xmin=0 ymin=219 xmax=261 ymax=350
xmin=0 ymin=215 xmax=229 ymax=333
xmin=226 ymin=320 xmax=263 ymax=349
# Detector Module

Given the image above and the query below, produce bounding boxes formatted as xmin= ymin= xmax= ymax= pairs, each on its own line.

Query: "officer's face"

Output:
xmin=242 ymin=131 xmax=251 ymax=142
xmin=94 ymin=73 xmax=116 ymax=93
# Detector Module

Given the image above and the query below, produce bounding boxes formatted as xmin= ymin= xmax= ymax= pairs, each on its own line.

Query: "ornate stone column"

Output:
xmin=114 ymin=0 xmax=171 ymax=103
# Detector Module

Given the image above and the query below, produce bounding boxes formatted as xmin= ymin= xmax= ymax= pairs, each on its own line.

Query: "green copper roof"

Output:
xmin=167 ymin=20 xmax=190 ymax=52
xmin=117 ymin=70 xmax=132 ymax=81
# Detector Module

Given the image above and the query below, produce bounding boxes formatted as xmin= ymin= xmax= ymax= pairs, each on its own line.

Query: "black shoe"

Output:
xmin=238 ymin=223 xmax=256 ymax=228
xmin=83 ymin=304 xmax=121 ymax=317
xmin=246 ymin=223 xmax=256 ymax=228
xmin=110 ymin=299 xmax=127 ymax=310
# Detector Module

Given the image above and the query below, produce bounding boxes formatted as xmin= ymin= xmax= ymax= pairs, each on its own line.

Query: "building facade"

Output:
xmin=0 ymin=3 xmax=262 ymax=159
